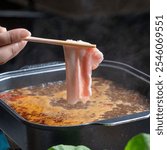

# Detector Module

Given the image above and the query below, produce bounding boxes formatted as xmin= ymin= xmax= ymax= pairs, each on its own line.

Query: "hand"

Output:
xmin=0 ymin=26 xmax=31 ymax=64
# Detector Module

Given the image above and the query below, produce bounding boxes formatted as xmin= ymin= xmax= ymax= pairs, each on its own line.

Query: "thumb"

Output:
xmin=0 ymin=28 xmax=31 ymax=47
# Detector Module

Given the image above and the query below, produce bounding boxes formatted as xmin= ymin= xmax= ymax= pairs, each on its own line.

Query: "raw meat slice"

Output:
xmin=63 ymin=40 xmax=103 ymax=104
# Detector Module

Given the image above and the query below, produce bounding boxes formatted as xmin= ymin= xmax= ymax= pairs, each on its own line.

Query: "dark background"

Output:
xmin=0 ymin=0 xmax=150 ymax=74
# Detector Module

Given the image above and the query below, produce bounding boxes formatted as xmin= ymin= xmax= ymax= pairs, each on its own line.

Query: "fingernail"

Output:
xmin=20 ymin=29 xmax=31 ymax=38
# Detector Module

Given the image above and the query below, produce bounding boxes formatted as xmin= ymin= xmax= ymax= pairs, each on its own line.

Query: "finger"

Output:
xmin=0 ymin=41 xmax=27 ymax=64
xmin=0 ymin=26 xmax=7 ymax=33
xmin=0 ymin=28 xmax=31 ymax=47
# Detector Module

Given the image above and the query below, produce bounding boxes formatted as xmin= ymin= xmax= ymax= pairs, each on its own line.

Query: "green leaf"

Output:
xmin=48 ymin=144 xmax=91 ymax=150
xmin=125 ymin=133 xmax=150 ymax=150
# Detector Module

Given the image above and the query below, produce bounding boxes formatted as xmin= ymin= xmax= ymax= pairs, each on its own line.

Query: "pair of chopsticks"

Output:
xmin=24 ymin=37 xmax=96 ymax=48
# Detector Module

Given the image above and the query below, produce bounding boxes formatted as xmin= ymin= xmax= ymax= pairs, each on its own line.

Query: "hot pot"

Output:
xmin=0 ymin=60 xmax=150 ymax=150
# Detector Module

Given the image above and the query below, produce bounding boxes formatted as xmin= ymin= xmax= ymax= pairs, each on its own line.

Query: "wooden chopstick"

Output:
xmin=24 ymin=36 xmax=96 ymax=48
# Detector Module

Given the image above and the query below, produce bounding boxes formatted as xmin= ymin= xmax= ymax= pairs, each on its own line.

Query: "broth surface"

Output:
xmin=0 ymin=77 xmax=149 ymax=126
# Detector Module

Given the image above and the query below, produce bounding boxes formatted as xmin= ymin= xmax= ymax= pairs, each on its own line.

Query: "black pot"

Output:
xmin=0 ymin=60 xmax=150 ymax=150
